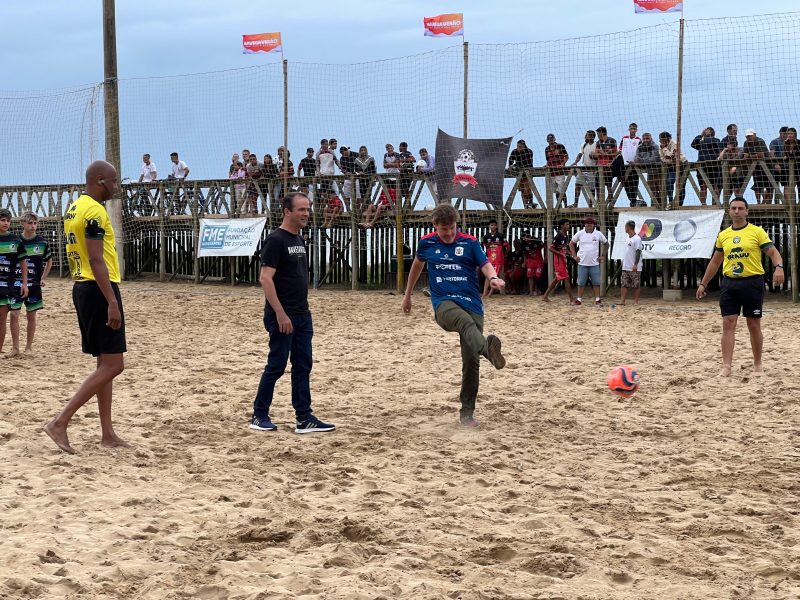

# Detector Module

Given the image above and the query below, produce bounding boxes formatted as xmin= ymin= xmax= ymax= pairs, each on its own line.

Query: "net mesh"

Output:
xmin=0 ymin=12 xmax=797 ymax=290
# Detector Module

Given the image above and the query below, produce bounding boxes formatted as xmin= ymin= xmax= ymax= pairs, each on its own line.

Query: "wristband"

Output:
xmin=698 ymin=282 xmax=706 ymax=288
xmin=490 ymin=276 xmax=501 ymax=281
xmin=775 ymin=264 xmax=784 ymax=269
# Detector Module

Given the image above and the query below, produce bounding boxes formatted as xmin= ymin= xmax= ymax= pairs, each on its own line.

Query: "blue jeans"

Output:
xmin=253 ymin=311 xmax=313 ymax=421
xmin=577 ymin=264 xmax=601 ymax=287
xmin=666 ymin=167 xmax=687 ymax=205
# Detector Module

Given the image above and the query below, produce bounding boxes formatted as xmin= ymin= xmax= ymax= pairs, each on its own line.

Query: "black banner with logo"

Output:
xmin=434 ymin=129 xmax=512 ymax=207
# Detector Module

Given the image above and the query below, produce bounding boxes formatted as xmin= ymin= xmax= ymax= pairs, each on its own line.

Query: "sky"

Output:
xmin=1 ymin=0 xmax=799 ymax=204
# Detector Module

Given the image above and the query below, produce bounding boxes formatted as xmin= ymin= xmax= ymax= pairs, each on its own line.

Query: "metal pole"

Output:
xmin=103 ymin=0 xmax=124 ymax=278
xmin=461 ymin=41 xmax=468 ymax=231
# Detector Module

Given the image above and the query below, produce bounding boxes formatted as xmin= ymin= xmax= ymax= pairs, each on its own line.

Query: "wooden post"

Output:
xmin=395 ymin=178 xmax=404 ymax=292
xmin=545 ymin=172 xmax=555 ymax=284
xmin=788 ymin=161 xmax=799 ymax=303
xmin=461 ymin=41 xmax=468 ymax=231
xmin=351 ymin=175 xmax=359 ymax=291
xmin=282 ymin=59 xmax=289 ymax=204
xmin=103 ymin=0 xmax=124 ymax=278
xmin=159 ymin=186 xmax=166 ymax=282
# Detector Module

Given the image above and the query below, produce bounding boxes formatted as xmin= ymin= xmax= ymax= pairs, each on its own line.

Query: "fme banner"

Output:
xmin=198 ymin=218 xmax=267 ymax=257
xmin=611 ymin=210 xmax=724 ymax=260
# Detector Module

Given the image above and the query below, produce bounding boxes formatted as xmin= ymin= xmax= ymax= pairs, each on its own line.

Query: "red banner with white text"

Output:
xmin=242 ymin=32 xmax=282 ymax=54
xmin=634 ymin=0 xmax=683 ymax=13
xmin=423 ymin=14 xmax=464 ymax=37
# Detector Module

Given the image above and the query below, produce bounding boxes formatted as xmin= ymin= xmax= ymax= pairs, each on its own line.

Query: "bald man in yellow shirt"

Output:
xmin=696 ymin=197 xmax=784 ymax=377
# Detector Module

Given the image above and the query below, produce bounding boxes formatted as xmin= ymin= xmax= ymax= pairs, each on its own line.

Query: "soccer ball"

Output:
xmin=607 ymin=365 xmax=640 ymax=398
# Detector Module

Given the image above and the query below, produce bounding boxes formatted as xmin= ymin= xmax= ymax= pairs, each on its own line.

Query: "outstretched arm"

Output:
xmin=402 ymin=257 xmax=426 ymax=314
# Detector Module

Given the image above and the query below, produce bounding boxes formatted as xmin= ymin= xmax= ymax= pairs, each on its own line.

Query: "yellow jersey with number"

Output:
xmin=714 ymin=223 xmax=772 ymax=278
xmin=64 ymin=194 xmax=121 ymax=283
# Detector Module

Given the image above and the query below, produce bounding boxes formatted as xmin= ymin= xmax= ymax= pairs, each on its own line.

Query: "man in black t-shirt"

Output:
xmin=297 ymin=148 xmax=317 ymax=200
xmin=509 ymin=140 xmax=534 ymax=208
xmin=250 ymin=192 xmax=335 ymax=434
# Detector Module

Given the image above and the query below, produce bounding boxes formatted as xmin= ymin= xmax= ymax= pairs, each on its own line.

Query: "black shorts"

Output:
xmin=73 ymin=281 xmax=127 ymax=356
xmin=719 ymin=275 xmax=764 ymax=319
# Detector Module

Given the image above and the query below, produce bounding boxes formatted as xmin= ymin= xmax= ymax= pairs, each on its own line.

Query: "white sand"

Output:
xmin=2 ymin=278 xmax=799 ymax=599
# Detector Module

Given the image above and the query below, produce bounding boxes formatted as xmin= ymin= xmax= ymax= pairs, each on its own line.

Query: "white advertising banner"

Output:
xmin=197 ymin=217 xmax=267 ymax=257
xmin=611 ymin=210 xmax=725 ymax=260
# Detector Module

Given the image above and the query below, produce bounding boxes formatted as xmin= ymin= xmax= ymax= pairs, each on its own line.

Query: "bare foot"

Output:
xmin=2 ymin=348 xmax=20 ymax=358
xmin=541 ymin=296 xmax=551 ymax=303
xmin=719 ymin=365 xmax=732 ymax=377
xmin=24 ymin=346 xmax=32 ymax=353
xmin=44 ymin=421 xmax=76 ymax=454
xmin=752 ymin=364 xmax=764 ymax=376
xmin=619 ymin=302 xmax=626 ymax=306
xmin=101 ymin=434 xmax=132 ymax=449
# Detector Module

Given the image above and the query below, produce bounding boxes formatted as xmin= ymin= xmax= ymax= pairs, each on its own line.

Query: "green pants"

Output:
xmin=434 ymin=300 xmax=486 ymax=417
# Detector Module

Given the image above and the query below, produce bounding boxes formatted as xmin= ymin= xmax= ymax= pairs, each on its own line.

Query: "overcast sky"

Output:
xmin=1 ymin=0 xmax=798 ymax=196
xmin=2 ymin=0 xmax=797 ymax=89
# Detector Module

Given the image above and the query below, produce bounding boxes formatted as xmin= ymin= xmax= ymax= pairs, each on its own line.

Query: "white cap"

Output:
xmin=745 ymin=128 xmax=757 ymax=136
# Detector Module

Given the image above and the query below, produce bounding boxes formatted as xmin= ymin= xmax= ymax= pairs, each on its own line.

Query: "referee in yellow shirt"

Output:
xmin=44 ymin=161 xmax=130 ymax=454
xmin=696 ymin=197 xmax=784 ymax=377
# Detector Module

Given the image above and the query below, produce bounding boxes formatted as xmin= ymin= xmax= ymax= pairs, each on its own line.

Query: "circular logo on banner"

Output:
xmin=673 ymin=219 xmax=697 ymax=243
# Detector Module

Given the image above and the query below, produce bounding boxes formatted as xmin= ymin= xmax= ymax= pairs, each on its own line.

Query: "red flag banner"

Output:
xmin=634 ymin=0 xmax=683 ymax=13
xmin=242 ymin=32 xmax=282 ymax=54
xmin=423 ymin=13 xmax=464 ymax=37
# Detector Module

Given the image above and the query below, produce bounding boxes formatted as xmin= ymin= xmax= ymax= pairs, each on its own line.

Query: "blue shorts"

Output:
xmin=577 ymin=264 xmax=601 ymax=287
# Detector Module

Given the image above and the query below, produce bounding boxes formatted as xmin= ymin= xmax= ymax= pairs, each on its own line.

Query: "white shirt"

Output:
xmin=619 ymin=136 xmax=641 ymax=163
xmin=622 ymin=233 xmax=643 ymax=271
xmin=318 ymin=150 xmax=336 ymax=176
xmin=579 ymin=142 xmax=597 ymax=167
xmin=171 ymin=160 xmax=189 ymax=179
xmin=571 ymin=229 xmax=608 ymax=266
xmin=140 ymin=162 xmax=157 ymax=182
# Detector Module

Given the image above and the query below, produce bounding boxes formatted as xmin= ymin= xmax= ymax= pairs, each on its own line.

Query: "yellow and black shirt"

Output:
xmin=64 ymin=194 xmax=120 ymax=283
xmin=714 ymin=223 xmax=773 ymax=278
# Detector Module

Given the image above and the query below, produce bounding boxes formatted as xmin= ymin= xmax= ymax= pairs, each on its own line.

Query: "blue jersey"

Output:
xmin=416 ymin=231 xmax=489 ymax=315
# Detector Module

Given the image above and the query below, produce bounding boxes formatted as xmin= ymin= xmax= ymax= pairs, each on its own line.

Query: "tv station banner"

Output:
xmin=611 ymin=210 xmax=724 ymax=260
xmin=423 ymin=13 xmax=464 ymax=37
xmin=633 ymin=0 xmax=683 ymax=13
xmin=198 ymin=217 xmax=267 ymax=257
xmin=242 ymin=32 xmax=283 ymax=54
xmin=434 ymin=129 xmax=512 ymax=207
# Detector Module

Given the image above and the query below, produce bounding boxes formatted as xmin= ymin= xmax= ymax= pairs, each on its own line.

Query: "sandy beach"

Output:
xmin=1 ymin=277 xmax=799 ymax=599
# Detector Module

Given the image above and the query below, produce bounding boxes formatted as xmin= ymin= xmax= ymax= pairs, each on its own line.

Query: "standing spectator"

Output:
xmin=770 ymin=126 xmax=789 ymax=198
xmin=355 ymin=146 xmax=376 ymax=211
xmin=544 ymin=134 xmax=569 ymax=208
xmin=249 ymin=192 xmax=336 ymax=434
xmin=658 ymin=131 xmax=687 ymax=206
xmin=505 ymin=239 xmax=526 ymax=294
xmin=275 ymin=147 xmax=294 ymax=201
xmin=262 ymin=154 xmax=279 ymax=180
xmin=743 ymin=129 xmax=771 ymax=204
xmin=509 ymin=140 xmax=534 ymax=208
xmin=339 ymin=146 xmax=359 ymax=205
xmin=570 ymin=130 xmax=597 ymax=208
xmin=139 ymin=154 xmax=158 ymax=183
xmin=244 ymin=154 xmax=263 ymax=214
xmin=718 ymin=138 xmax=745 ymax=199
xmin=418 ymin=148 xmax=435 ymax=173
xmin=297 ymin=147 xmax=317 ymax=199
xmin=230 ymin=160 xmax=247 ymax=212
xmin=242 ymin=149 xmax=251 ymax=165
xmin=568 ymin=217 xmax=608 ymax=306
xmin=592 ymin=127 xmax=618 ymax=199
xmin=619 ymin=220 xmax=643 ymax=305
xmin=398 ymin=142 xmax=416 ymax=204
xmin=229 ymin=153 xmax=240 ymax=177
xmin=720 ymin=123 xmax=738 ymax=147
xmin=317 ymin=139 xmax=337 ymax=199
xmin=327 ymin=138 xmax=342 ymax=197
xmin=522 ymin=231 xmax=545 ymax=296
xmin=383 ymin=143 xmax=401 ymax=195
xmin=481 ymin=219 xmax=506 ymax=297
xmin=542 ymin=218 xmax=575 ymax=304
xmin=691 ymin=127 xmax=723 ymax=205
xmin=619 ymin=123 xmax=642 ymax=207
xmin=633 ymin=133 xmax=660 ymax=206
xmin=169 ymin=152 xmax=190 ymax=180
xmin=784 ymin=128 xmax=800 ymax=198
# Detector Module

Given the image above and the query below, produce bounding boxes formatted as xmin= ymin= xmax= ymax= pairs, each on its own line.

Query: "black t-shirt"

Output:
xmin=552 ymin=231 xmax=568 ymax=252
xmin=509 ymin=148 xmax=534 ymax=169
xmin=340 ymin=154 xmax=358 ymax=174
xmin=298 ymin=157 xmax=316 ymax=177
xmin=260 ymin=228 xmax=309 ymax=316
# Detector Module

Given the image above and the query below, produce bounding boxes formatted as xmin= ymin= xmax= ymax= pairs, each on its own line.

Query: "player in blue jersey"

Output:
xmin=12 ymin=213 xmax=53 ymax=352
xmin=402 ymin=203 xmax=506 ymax=428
